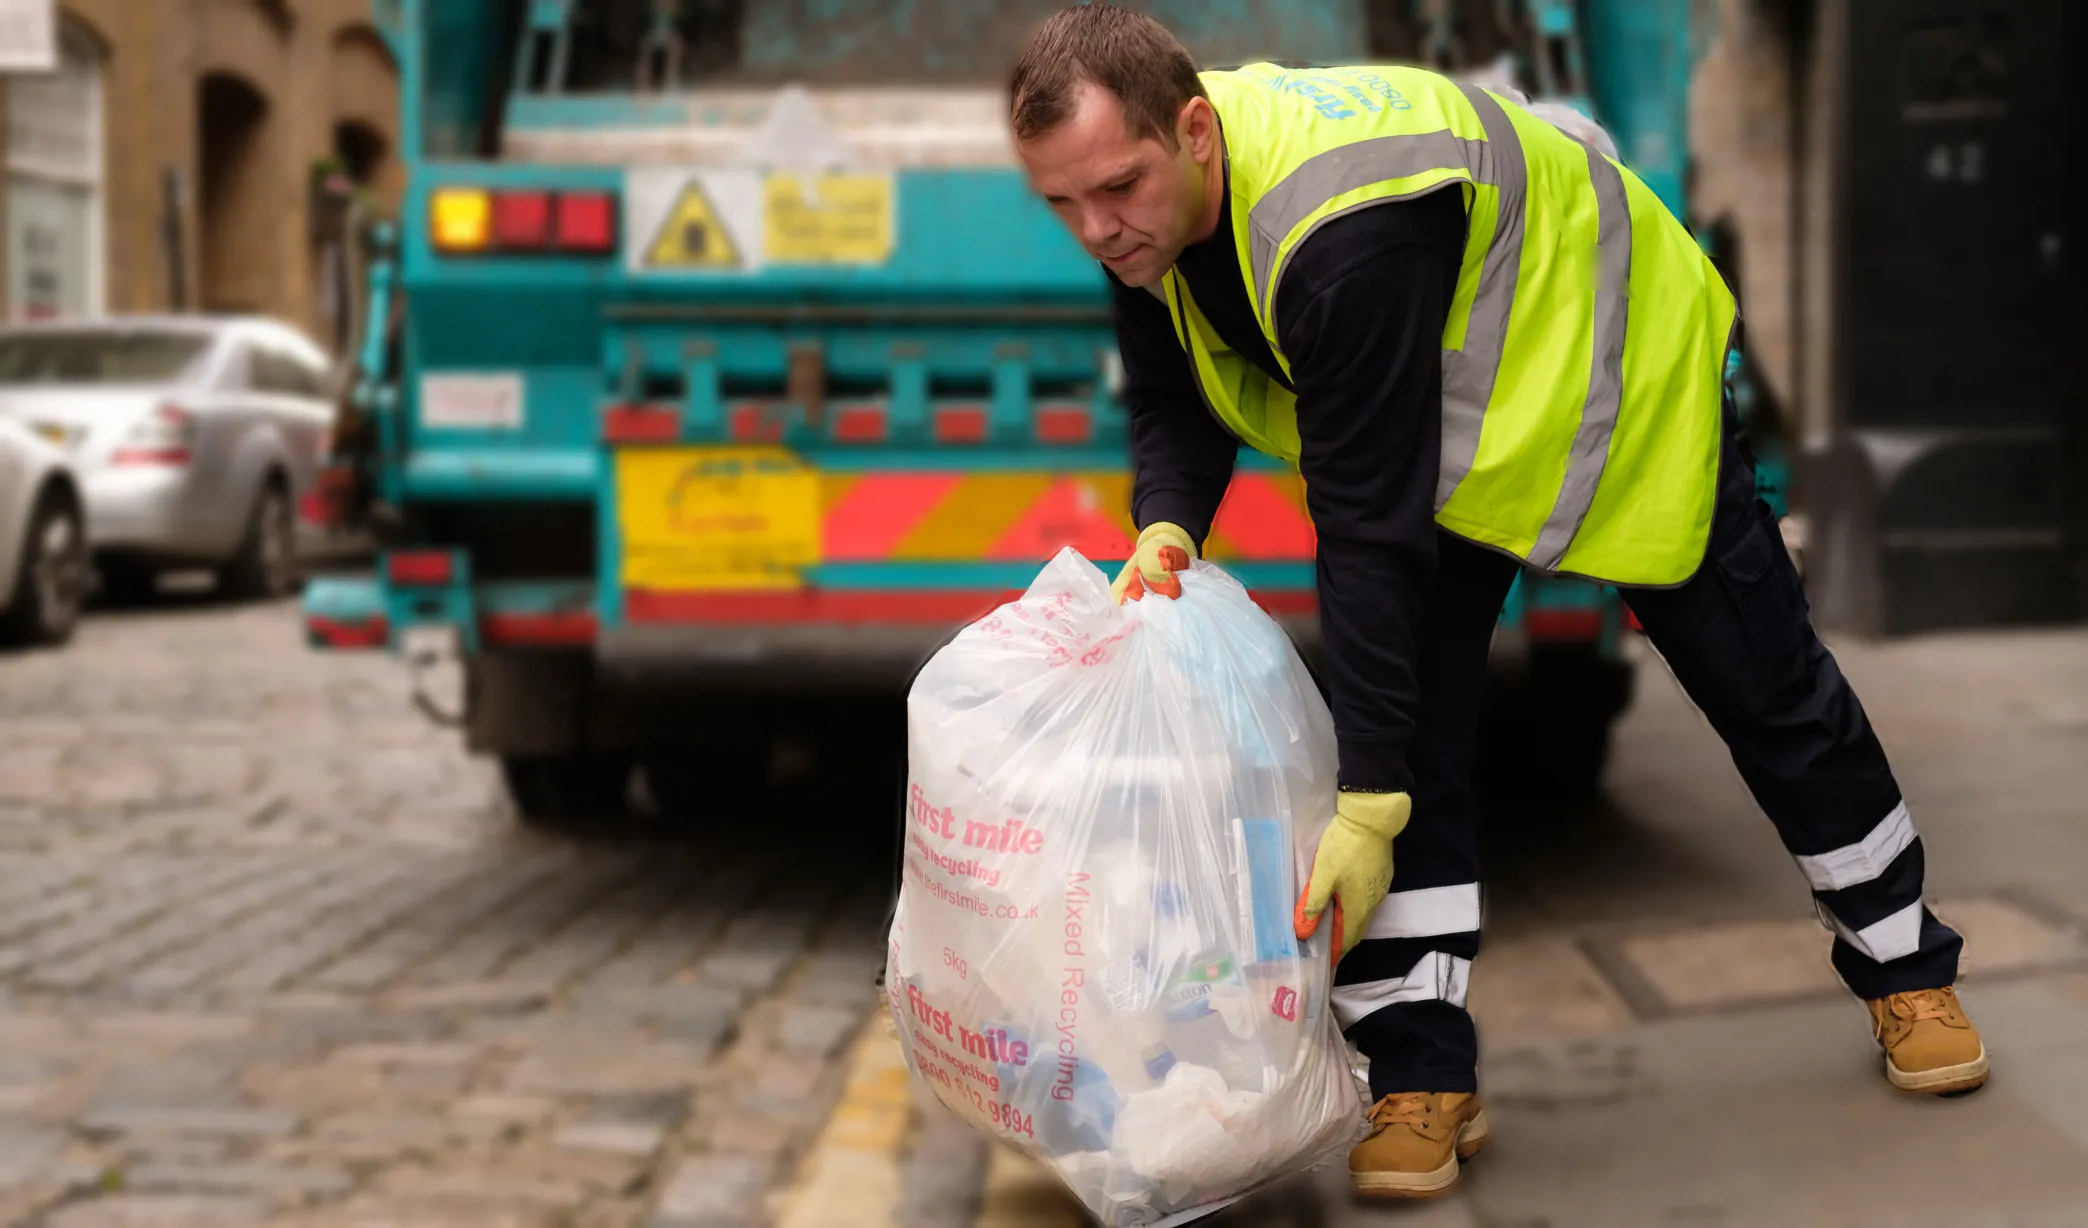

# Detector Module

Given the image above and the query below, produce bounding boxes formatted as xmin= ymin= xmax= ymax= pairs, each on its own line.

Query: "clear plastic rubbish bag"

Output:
xmin=886 ymin=549 xmax=1368 ymax=1226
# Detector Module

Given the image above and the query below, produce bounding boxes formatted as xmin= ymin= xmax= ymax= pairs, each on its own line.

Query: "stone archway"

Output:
xmin=315 ymin=118 xmax=389 ymax=350
xmin=332 ymin=119 xmax=387 ymax=187
xmin=328 ymin=23 xmax=401 ymax=207
xmin=196 ymin=69 xmax=272 ymax=314
xmin=314 ymin=21 xmax=402 ymax=350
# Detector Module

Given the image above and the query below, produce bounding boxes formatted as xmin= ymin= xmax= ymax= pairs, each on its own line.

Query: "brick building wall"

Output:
xmin=0 ymin=0 xmax=401 ymax=348
xmin=1690 ymin=0 xmax=1800 ymax=418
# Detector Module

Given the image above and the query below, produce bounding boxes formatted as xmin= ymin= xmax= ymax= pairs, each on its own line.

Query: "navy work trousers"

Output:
xmin=1336 ymin=404 xmax=1964 ymax=1096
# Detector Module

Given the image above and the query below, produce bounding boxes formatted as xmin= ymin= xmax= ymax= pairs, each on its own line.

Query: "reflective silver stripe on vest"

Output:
xmin=1437 ymin=85 xmax=1525 ymax=512
xmin=1527 ymin=141 xmax=1634 ymax=569
xmin=1246 ymin=128 xmax=1492 ymax=314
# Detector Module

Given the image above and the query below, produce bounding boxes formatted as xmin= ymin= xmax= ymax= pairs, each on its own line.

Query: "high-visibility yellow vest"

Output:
xmin=1161 ymin=64 xmax=1736 ymax=585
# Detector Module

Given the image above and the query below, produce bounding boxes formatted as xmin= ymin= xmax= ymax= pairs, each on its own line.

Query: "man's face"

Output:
xmin=1016 ymin=82 xmax=1214 ymax=288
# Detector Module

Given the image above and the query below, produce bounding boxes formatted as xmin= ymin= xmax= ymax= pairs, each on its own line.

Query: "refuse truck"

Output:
xmin=308 ymin=0 xmax=1767 ymax=821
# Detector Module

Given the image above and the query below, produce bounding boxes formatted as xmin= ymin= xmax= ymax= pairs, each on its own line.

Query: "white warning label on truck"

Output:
xmin=625 ymin=168 xmax=762 ymax=275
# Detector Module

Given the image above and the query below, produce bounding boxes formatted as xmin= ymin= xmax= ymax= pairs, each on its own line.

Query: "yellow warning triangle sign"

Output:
xmin=645 ymin=179 xmax=741 ymax=268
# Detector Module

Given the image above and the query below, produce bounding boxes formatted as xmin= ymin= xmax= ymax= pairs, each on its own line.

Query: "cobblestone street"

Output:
xmin=0 ymin=594 xmax=900 ymax=1228
xmin=6 ymin=595 xmax=2088 ymax=1226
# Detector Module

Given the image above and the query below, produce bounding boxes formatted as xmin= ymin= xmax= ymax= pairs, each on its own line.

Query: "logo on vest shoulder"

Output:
xmin=1250 ymin=67 xmax=1414 ymax=119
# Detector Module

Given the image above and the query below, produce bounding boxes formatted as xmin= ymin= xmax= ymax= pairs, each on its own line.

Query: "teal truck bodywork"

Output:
xmin=310 ymin=1 xmax=1770 ymax=819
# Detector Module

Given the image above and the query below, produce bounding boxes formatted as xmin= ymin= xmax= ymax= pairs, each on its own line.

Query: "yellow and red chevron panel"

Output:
xmin=816 ymin=470 xmax=1315 ymax=562
xmin=620 ymin=466 xmax=1315 ymax=625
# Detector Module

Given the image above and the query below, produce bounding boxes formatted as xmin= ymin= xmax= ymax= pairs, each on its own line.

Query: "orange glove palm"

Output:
xmin=1294 ymin=790 xmax=1412 ymax=964
xmin=1110 ymin=522 xmax=1197 ymax=603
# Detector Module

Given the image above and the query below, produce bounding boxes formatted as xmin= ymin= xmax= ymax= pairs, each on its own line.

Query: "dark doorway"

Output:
xmin=332 ymin=120 xmax=388 ymax=187
xmin=197 ymin=71 xmax=272 ymax=314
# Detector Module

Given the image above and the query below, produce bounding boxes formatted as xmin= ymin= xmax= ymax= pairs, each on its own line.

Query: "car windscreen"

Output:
xmin=0 ymin=331 xmax=214 ymax=385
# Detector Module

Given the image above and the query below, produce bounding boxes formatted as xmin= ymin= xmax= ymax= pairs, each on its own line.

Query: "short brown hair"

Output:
xmin=1009 ymin=5 xmax=1206 ymax=148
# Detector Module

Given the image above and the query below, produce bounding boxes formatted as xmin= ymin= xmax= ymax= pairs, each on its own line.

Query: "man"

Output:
xmin=1008 ymin=4 xmax=1987 ymax=1201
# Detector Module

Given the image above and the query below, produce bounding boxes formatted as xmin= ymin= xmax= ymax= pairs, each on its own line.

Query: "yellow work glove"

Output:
xmin=1293 ymin=790 xmax=1412 ymax=964
xmin=1110 ymin=522 xmax=1197 ymax=603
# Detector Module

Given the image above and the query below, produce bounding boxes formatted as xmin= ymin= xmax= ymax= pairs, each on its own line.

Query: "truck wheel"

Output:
xmin=1480 ymin=644 xmax=1632 ymax=812
xmin=0 ymin=490 xmax=88 ymax=647
xmin=1480 ymin=712 xmax=1614 ymax=811
xmin=1529 ymin=721 xmax=1613 ymax=807
xmin=501 ymin=754 xmax=632 ymax=825
xmin=219 ymin=481 xmax=297 ymax=600
xmin=643 ymin=751 xmax=772 ymax=821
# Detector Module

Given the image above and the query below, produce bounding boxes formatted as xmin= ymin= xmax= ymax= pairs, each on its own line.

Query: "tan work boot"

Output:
xmin=1349 ymin=1091 xmax=1490 ymax=1199
xmin=1866 ymin=986 xmax=1988 ymax=1094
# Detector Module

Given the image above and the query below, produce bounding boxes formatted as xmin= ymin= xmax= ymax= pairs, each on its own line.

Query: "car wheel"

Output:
xmin=501 ymin=754 xmax=632 ymax=827
xmin=0 ymin=491 xmax=89 ymax=647
xmin=219 ymin=482 xmax=297 ymax=600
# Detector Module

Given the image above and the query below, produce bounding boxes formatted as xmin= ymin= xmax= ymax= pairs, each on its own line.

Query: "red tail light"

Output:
xmin=1036 ymin=403 xmax=1093 ymax=444
xmin=492 ymin=190 xmax=552 ymax=249
xmin=933 ymin=405 xmax=988 ymax=444
xmin=386 ymin=551 xmax=455 ymax=587
xmin=480 ymin=611 xmax=597 ymax=646
xmin=435 ymin=187 xmax=617 ymax=256
xmin=603 ymin=404 xmax=681 ymax=443
xmin=832 ymin=402 xmax=888 ymax=443
xmin=1524 ymin=608 xmax=1607 ymax=642
xmin=307 ymin=614 xmax=389 ymax=650
xmin=555 ymin=191 xmax=617 ymax=253
xmin=111 ymin=403 xmax=195 ymax=466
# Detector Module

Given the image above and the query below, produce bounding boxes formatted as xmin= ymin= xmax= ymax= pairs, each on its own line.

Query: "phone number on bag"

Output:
xmin=960 ymin=1089 xmax=1035 ymax=1140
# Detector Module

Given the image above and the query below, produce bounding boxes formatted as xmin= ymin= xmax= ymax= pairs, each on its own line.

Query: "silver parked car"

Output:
xmin=0 ymin=416 xmax=88 ymax=645
xmin=0 ymin=318 xmax=335 ymax=600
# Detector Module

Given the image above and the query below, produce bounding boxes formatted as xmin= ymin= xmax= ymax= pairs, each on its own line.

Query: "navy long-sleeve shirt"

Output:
xmin=1109 ymin=183 xmax=1467 ymax=793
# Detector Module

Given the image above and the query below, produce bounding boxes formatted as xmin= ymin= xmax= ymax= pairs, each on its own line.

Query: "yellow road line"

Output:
xmin=775 ymin=1011 xmax=916 ymax=1228
xmin=780 ymin=1007 xmax=1088 ymax=1227
xmin=972 ymin=1143 xmax=1087 ymax=1228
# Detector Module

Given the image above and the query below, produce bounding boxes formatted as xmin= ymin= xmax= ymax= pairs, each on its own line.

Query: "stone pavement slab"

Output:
xmin=1434 ymin=989 xmax=2088 ymax=1228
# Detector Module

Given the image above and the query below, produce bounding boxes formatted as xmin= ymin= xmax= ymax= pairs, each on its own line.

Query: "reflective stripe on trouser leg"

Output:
xmin=1332 ymin=951 xmax=1474 ymax=1028
xmin=1795 ymin=800 xmax=1916 ymax=891
xmin=1358 ymin=881 xmax=1482 ymax=943
xmin=1528 ymin=140 xmax=1633 ymax=569
xmin=1438 ymin=85 xmax=1527 ymax=511
xmin=1801 ymin=800 xmax=1926 ymax=963
xmin=1335 ymin=883 xmax=1482 ymax=1028
xmin=1819 ymin=900 xmax=1924 ymax=964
